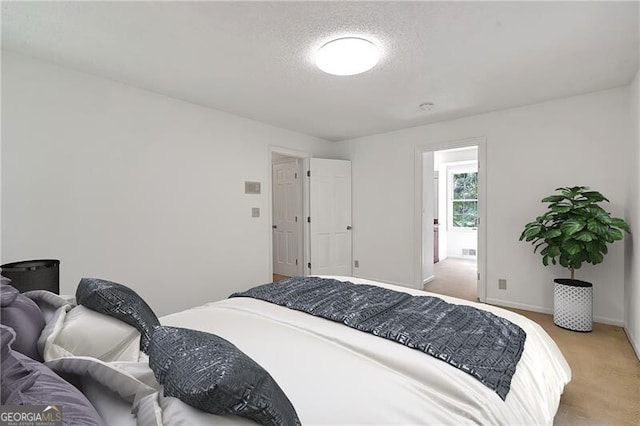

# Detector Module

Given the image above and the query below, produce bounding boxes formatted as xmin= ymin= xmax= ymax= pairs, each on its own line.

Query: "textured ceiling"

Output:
xmin=2 ymin=1 xmax=638 ymax=141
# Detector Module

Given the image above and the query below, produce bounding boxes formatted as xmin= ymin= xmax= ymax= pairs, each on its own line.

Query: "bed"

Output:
xmin=0 ymin=275 xmax=571 ymax=425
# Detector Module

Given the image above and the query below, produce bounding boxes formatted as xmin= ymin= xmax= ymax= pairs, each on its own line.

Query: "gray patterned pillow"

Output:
xmin=75 ymin=278 xmax=159 ymax=354
xmin=149 ymin=326 xmax=300 ymax=426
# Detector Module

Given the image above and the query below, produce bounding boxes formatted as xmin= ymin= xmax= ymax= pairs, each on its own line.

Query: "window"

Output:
xmin=449 ymin=168 xmax=478 ymax=229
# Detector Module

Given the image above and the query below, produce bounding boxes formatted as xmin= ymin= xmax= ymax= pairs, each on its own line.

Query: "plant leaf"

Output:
xmin=610 ymin=217 xmax=631 ymax=233
xmin=581 ymin=191 xmax=609 ymax=202
xmin=558 ymin=255 xmax=570 ymax=268
xmin=594 ymin=211 xmax=612 ymax=224
xmin=560 ymin=219 xmax=585 ymax=236
xmin=572 ymin=200 xmax=591 ymax=208
xmin=607 ymin=228 xmax=624 ymax=241
xmin=585 ymin=241 xmax=600 ymax=253
xmin=551 ymin=204 xmax=572 ymax=213
xmin=522 ymin=224 xmax=543 ymax=239
xmin=574 ymin=231 xmax=595 ymax=242
xmin=564 ymin=240 xmax=582 ymax=256
xmin=545 ymin=229 xmax=562 ymax=238
xmin=586 ymin=219 xmax=608 ymax=235
xmin=541 ymin=195 xmax=566 ymax=203
xmin=591 ymin=252 xmax=604 ymax=264
xmin=541 ymin=245 xmax=560 ymax=257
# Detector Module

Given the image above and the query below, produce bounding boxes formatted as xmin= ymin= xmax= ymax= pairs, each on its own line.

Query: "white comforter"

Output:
xmin=157 ymin=276 xmax=571 ymax=425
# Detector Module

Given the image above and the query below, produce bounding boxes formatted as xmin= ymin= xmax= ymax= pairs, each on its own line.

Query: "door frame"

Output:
xmin=413 ymin=136 xmax=487 ymax=302
xmin=268 ymin=146 xmax=310 ymax=279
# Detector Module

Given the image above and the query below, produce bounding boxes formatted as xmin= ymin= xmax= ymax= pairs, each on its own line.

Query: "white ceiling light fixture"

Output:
xmin=316 ymin=37 xmax=380 ymax=76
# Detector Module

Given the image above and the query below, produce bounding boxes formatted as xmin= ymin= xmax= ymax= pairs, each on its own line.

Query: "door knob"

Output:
xmin=347 ymin=226 xmax=352 ymax=230
xmin=272 ymin=225 xmax=277 ymax=229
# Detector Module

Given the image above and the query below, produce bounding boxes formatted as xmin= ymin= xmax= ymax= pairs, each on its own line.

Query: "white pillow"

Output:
xmin=42 ymin=305 xmax=141 ymax=362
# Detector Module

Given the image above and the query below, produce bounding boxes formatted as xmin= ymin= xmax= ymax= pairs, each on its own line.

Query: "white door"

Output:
xmin=272 ymin=159 xmax=302 ymax=277
xmin=309 ymin=158 xmax=352 ymax=276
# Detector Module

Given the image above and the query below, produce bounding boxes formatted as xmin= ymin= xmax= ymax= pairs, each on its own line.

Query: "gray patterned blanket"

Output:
xmin=231 ymin=277 xmax=526 ymax=400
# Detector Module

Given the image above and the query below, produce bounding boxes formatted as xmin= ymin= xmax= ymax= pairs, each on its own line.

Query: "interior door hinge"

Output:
xmin=295 ymin=172 xmax=297 ymax=179
xmin=295 ymin=216 xmax=298 ymax=222
xmin=296 ymin=259 xmax=298 ymax=265
xmin=307 ymin=262 xmax=311 ymax=269
xmin=307 ymin=217 xmax=311 ymax=223
xmin=307 ymin=170 xmax=311 ymax=177
xmin=477 ymin=272 xmax=480 ymax=281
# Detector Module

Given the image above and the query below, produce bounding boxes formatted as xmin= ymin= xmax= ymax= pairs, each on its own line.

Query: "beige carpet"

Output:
xmin=273 ymin=273 xmax=290 ymax=282
xmin=513 ymin=309 xmax=640 ymax=425
xmin=423 ymin=257 xmax=478 ymax=301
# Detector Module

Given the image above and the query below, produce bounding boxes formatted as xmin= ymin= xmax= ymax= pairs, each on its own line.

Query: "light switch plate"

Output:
xmin=245 ymin=181 xmax=261 ymax=194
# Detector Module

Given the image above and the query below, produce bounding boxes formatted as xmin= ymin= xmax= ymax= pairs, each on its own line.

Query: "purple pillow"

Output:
xmin=0 ymin=325 xmax=103 ymax=425
xmin=0 ymin=284 xmax=45 ymax=361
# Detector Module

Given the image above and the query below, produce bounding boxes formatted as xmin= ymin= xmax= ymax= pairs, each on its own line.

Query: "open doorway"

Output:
xmin=269 ymin=149 xmax=353 ymax=283
xmin=415 ymin=137 xmax=486 ymax=302
xmin=269 ymin=148 xmax=308 ymax=282
xmin=427 ymin=147 xmax=478 ymax=300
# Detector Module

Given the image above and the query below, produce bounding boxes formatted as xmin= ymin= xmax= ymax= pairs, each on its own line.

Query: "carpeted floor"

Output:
xmin=423 ymin=257 xmax=478 ymax=301
xmin=516 ymin=309 xmax=640 ymax=425
xmin=273 ymin=273 xmax=290 ymax=282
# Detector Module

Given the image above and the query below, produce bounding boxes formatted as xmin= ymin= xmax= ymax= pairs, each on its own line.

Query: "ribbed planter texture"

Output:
xmin=553 ymin=278 xmax=593 ymax=332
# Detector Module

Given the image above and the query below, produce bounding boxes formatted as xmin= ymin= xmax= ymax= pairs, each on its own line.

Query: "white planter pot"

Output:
xmin=553 ymin=278 xmax=593 ymax=332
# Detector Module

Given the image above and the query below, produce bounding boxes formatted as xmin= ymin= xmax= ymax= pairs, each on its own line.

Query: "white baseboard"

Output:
xmin=623 ymin=327 xmax=640 ymax=361
xmin=423 ymin=275 xmax=435 ymax=285
xmin=485 ymin=298 xmax=553 ymax=315
xmin=592 ymin=316 xmax=625 ymax=327
xmin=485 ymin=298 xmax=624 ymax=327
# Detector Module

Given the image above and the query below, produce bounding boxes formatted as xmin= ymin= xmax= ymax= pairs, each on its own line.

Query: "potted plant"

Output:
xmin=519 ymin=186 xmax=630 ymax=332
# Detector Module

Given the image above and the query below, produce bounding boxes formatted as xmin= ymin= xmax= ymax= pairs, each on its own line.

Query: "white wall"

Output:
xmin=625 ymin=67 xmax=640 ymax=358
xmin=447 ymin=229 xmax=477 ymax=259
xmin=1 ymin=51 xmax=335 ymax=316
xmin=336 ymin=87 xmax=631 ymax=325
xmin=433 ymin=147 xmax=477 ymax=168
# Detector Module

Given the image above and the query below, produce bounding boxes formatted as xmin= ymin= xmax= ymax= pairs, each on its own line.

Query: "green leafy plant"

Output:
xmin=519 ymin=186 xmax=630 ymax=280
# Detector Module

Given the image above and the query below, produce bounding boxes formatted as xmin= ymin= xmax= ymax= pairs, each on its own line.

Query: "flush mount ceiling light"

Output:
xmin=316 ymin=37 xmax=380 ymax=76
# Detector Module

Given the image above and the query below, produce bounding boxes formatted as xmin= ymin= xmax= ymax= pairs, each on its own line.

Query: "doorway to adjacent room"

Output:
xmin=414 ymin=137 xmax=486 ymax=302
